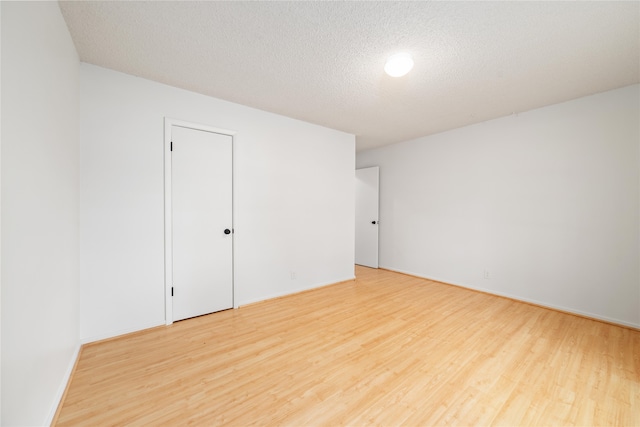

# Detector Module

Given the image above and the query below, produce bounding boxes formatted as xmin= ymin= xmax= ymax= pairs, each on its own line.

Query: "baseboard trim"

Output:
xmin=238 ymin=276 xmax=356 ymax=308
xmin=80 ymin=320 xmax=166 ymax=345
xmin=47 ymin=343 xmax=82 ymax=426
xmin=380 ymin=266 xmax=640 ymax=331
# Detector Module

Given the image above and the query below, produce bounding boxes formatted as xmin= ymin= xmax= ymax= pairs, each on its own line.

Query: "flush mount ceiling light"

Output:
xmin=384 ymin=52 xmax=414 ymax=77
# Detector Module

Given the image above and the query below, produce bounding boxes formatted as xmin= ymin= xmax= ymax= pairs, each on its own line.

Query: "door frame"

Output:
xmin=164 ymin=117 xmax=237 ymax=325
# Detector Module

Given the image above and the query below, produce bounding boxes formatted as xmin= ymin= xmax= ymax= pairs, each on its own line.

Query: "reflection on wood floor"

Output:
xmin=55 ymin=266 xmax=640 ymax=426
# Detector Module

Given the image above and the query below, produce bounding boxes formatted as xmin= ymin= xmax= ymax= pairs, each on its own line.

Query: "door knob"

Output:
xmin=224 ymin=229 xmax=231 ymax=235
xmin=371 ymin=221 xmax=377 ymax=225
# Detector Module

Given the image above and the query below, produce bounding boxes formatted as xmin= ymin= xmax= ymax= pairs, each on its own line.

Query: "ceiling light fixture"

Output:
xmin=384 ymin=53 xmax=414 ymax=77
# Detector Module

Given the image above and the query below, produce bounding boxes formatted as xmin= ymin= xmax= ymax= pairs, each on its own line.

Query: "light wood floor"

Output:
xmin=55 ymin=266 xmax=639 ymax=426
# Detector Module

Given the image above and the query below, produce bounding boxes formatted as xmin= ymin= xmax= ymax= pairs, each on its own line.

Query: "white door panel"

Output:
xmin=172 ymin=125 xmax=233 ymax=321
xmin=355 ymin=166 xmax=379 ymax=268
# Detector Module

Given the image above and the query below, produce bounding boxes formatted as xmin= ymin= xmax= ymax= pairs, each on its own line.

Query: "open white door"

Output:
xmin=171 ymin=125 xmax=233 ymax=321
xmin=355 ymin=166 xmax=379 ymax=268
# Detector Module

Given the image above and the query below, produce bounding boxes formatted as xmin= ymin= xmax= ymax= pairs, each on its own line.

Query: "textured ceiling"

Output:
xmin=59 ymin=1 xmax=639 ymax=151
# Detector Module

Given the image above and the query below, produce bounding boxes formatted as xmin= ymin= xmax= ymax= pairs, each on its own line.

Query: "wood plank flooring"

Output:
xmin=55 ymin=266 xmax=640 ymax=426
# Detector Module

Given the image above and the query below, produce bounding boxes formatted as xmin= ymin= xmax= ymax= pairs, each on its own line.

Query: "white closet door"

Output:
xmin=171 ymin=125 xmax=233 ymax=321
xmin=355 ymin=166 xmax=379 ymax=268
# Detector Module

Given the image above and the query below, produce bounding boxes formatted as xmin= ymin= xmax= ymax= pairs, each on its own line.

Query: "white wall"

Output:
xmin=1 ymin=2 xmax=80 ymax=425
xmin=1 ymin=3 xmax=3 ymax=422
xmin=357 ymin=85 xmax=640 ymax=327
xmin=79 ymin=64 xmax=355 ymax=341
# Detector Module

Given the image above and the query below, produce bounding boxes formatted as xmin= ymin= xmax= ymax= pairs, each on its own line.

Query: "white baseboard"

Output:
xmin=45 ymin=343 xmax=82 ymax=426
xmin=238 ymin=276 xmax=356 ymax=307
xmin=380 ymin=266 xmax=640 ymax=330
xmin=80 ymin=320 xmax=166 ymax=345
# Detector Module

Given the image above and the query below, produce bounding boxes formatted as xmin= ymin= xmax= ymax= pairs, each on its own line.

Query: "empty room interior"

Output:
xmin=1 ymin=1 xmax=639 ymax=426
